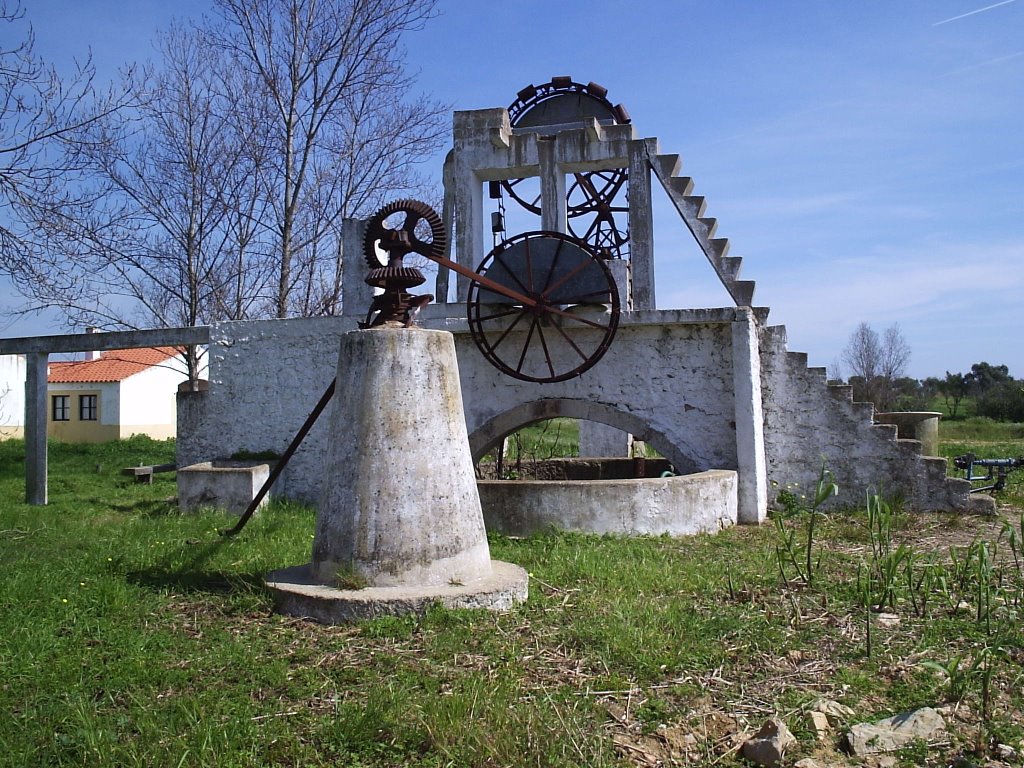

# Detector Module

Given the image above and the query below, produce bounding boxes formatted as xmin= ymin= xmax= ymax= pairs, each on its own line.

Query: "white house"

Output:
xmin=0 ymin=354 xmax=26 ymax=439
xmin=47 ymin=347 xmax=192 ymax=442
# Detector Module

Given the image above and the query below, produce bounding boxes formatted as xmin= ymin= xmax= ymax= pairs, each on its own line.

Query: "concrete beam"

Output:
xmin=0 ymin=326 xmax=210 ymax=355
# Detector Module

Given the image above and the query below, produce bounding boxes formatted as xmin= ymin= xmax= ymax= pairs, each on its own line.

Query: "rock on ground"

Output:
xmin=846 ymin=707 xmax=947 ymax=756
xmin=742 ymin=718 xmax=796 ymax=767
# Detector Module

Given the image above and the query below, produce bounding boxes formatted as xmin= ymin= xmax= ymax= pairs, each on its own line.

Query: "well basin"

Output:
xmin=477 ymin=458 xmax=737 ymax=537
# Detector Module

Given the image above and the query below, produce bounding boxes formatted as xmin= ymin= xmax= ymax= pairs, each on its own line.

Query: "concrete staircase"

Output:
xmin=646 ymin=146 xmax=756 ymax=307
xmin=761 ymin=325 xmax=993 ymax=514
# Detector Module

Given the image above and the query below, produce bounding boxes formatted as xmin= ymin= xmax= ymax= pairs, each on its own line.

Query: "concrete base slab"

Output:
xmin=266 ymin=560 xmax=528 ymax=624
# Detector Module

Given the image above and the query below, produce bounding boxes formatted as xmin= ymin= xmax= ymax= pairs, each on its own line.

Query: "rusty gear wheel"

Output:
xmin=363 ymin=199 xmax=446 ymax=270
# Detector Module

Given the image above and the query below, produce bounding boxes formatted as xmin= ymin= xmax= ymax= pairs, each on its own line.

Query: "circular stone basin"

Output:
xmin=476 ymin=458 xmax=737 ymax=537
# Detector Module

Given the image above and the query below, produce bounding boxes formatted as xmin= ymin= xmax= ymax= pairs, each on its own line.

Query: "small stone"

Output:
xmin=808 ymin=710 xmax=831 ymax=740
xmin=876 ymin=612 xmax=901 ymax=628
xmin=813 ymin=698 xmax=855 ymax=721
xmin=742 ymin=718 xmax=796 ymax=767
xmin=846 ymin=707 xmax=947 ymax=756
xmin=995 ymin=743 xmax=1017 ymax=760
xmin=794 ymin=759 xmax=826 ymax=768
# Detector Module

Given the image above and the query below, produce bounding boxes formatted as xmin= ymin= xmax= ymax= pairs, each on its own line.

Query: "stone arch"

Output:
xmin=467 ymin=397 xmax=701 ymax=474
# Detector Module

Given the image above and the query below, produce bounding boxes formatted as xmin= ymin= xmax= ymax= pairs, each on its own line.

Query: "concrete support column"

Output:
xmin=25 ymin=352 xmax=47 ymax=505
xmin=453 ymin=163 xmax=483 ymax=302
xmin=731 ymin=309 xmax=767 ymax=524
xmin=341 ymin=218 xmax=372 ymax=319
xmin=436 ymin=150 xmax=457 ymax=304
xmin=538 ymin=137 xmax=566 ymax=233
xmin=628 ymin=139 xmax=656 ymax=309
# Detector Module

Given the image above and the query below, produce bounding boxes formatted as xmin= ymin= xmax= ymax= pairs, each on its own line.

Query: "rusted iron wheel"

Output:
xmin=363 ymin=199 xmax=446 ymax=270
xmin=466 ymin=231 xmax=620 ymax=384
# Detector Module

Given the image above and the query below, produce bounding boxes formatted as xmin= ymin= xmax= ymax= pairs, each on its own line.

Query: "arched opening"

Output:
xmin=468 ymin=398 xmax=700 ymax=476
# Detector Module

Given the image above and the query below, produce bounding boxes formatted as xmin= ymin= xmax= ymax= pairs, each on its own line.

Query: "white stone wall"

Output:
xmin=0 ymin=355 xmax=26 ymax=437
xmin=178 ymin=309 xmax=973 ymax=515
xmin=118 ymin=353 xmax=191 ymax=437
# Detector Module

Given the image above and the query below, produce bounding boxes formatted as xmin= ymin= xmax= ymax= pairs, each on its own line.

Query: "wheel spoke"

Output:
xmin=492 ymin=250 xmax=532 ymax=296
xmin=542 ymin=256 xmax=593 ymax=299
xmin=488 ymin=306 xmax=531 ymax=352
xmin=515 ymin=316 xmax=540 ymax=374
xmin=475 ymin=306 xmax=524 ymax=323
xmin=548 ymin=317 xmax=590 ymax=362
xmin=545 ymin=305 xmax=613 ymax=330
xmin=534 ymin=320 xmax=557 ymax=379
xmin=542 ymin=236 xmax=565 ymax=293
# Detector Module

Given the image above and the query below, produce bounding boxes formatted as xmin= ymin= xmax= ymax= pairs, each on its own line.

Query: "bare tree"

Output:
xmin=207 ymin=0 xmax=448 ymax=317
xmin=0 ymin=1 xmax=131 ymax=289
xmin=2 ymin=0 xmax=447 ymax=360
xmin=841 ymin=322 xmax=912 ymax=410
xmin=17 ymin=24 xmax=267 ymax=378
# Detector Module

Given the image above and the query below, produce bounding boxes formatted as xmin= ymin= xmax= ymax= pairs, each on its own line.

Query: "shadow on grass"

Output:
xmin=125 ymin=536 xmax=267 ymax=596
xmin=126 ymin=566 xmax=267 ymax=595
xmin=103 ymin=498 xmax=181 ymax=517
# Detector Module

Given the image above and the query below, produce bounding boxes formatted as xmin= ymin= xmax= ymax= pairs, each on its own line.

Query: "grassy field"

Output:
xmin=1 ymin=433 xmax=1023 ymax=767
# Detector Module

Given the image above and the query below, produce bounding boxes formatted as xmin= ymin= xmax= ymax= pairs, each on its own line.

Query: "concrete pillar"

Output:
xmin=628 ymin=139 xmax=656 ymax=309
xmin=538 ymin=137 xmax=566 ymax=233
xmin=453 ymin=163 xmax=483 ymax=302
xmin=25 ymin=352 xmax=47 ymax=505
xmin=341 ymin=218 xmax=373 ymax=319
xmin=731 ymin=309 xmax=768 ymax=523
xmin=313 ymin=328 xmax=492 ymax=587
xmin=436 ymin=149 xmax=457 ymax=304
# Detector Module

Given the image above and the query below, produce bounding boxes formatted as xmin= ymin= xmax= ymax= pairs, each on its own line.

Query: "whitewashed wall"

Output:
xmin=177 ymin=309 xmax=974 ymax=515
xmin=0 ymin=355 xmax=26 ymax=437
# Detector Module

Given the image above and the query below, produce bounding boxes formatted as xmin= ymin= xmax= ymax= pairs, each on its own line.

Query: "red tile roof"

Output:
xmin=48 ymin=347 xmax=180 ymax=384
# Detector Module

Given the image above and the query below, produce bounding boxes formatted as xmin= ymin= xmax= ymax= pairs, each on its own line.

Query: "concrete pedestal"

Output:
xmin=267 ymin=328 xmax=527 ymax=622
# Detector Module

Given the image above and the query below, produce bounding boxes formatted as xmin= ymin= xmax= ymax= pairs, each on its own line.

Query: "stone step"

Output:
xmin=646 ymin=147 xmax=757 ymax=311
xmin=709 ymin=237 xmax=729 ymax=259
xmin=853 ymin=402 xmax=875 ymax=420
xmin=699 ymin=217 xmax=718 ymax=238
xmin=731 ymin=280 xmax=755 ymax=307
xmin=787 ymin=351 xmax=809 ymax=366
xmin=683 ymin=195 xmax=707 ymax=218
xmin=655 ymin=153 xmax=682 ymax=177
xmin=668 ymin=175 xmax=694 ymax=196
xmin=719 ymin=256 xmax=743 ymax=279
xmin=828 ymin=384 xmax=853 ymax=402
xmin=873 ymin=423 xmax=898 ymax=440
xmin=806 ymin=366 xmax=828 ymax=383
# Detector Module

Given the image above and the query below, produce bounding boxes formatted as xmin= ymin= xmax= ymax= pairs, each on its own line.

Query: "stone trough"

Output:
xmin=477 ymin=457 xmax=738 ymax=537
xmin=177 ymin=459 xmax=280 ymax=515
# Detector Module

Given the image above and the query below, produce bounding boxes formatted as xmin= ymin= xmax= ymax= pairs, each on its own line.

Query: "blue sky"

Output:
xmin=8 ymin=0 xmax=1023 ymax=379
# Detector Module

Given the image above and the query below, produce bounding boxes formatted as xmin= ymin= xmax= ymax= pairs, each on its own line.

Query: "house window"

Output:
xmin=52 ymin=395 xmax=70 ymax=421
xmin=79 ymin=395 xmax=98 ymax=421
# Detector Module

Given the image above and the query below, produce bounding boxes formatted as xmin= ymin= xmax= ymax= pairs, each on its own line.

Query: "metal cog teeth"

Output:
xmin=363 ymin=199 xmax=446 ymax=270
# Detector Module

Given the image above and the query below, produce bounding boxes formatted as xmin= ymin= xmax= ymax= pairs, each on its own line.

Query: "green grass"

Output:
xmin=1 ymin=437 xmax=1023 ymax=766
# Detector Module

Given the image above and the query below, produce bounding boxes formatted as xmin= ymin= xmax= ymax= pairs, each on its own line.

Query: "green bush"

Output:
xmin=976 ymin=381 xmax=1024 ymax=422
